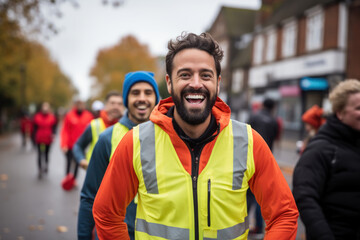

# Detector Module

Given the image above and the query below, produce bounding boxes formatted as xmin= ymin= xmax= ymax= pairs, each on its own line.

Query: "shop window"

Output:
xmin=278 ymin=97 xmax=302 ymax=131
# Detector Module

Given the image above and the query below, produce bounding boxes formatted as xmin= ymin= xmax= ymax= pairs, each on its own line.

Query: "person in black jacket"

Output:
xmin=293 ymin=79 xmax=360 ymax=240
xmin=249 ymin=98 xmax=279 ymax=151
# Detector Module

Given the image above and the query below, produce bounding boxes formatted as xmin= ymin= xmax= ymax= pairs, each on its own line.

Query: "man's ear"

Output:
xmin=217 ymin=75 xmax=221 ymax=95
xmin=166 ymin=74 xmax=172 ymax=95
xmin=336 ymin=110 xmax=343 ymax=121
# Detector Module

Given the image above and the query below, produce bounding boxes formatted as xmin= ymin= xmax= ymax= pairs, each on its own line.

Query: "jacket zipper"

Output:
xmin=190 ymin=150 xmax=199 ymax=240
xmin=188 ymin=144 xmax=205 ymax=240
xmin=207 ymin=179 xmax=211 ymax=227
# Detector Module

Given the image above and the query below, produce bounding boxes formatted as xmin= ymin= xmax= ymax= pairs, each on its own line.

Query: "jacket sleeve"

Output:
xmin=77 ymin=131 xmax=112 ymax=240
xmin=73 ymin=124 xmax=93 ymax=163
xmin=292 ymin=140 xmax=336 ymax=240
xmin=93 ymin=130 xmax=139 ymax=240
xmin=249 ymin=129 xmax=299 ymax=240
xmin=60 ymin=114 xmax=70 ymax=148
xmin=33 ymin=115 xmax=39 ymax=137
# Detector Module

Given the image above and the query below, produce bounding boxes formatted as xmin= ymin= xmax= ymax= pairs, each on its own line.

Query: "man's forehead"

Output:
xmin=172 ymin=49 xmax=216 ymax=70
xmin=130 ymin=81 xmax=154 ymax=90
xmin=108 ymin=95 xmax=123 ymax=101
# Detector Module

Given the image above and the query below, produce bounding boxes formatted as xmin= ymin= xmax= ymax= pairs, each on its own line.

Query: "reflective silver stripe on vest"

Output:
xmin=95 ymin=119 xmax=101 ymax=136
xmin=136 ymin=218 xmax=190 ymax=240
xmin=203 ymin=216 xmax=249 ymax=240
xmin=139 ymin=122 xmax=158 ymax=194
xmin=232 ymin=121 xmax=248 ymax=190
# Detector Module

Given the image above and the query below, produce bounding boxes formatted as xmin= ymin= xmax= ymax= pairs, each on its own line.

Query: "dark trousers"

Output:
xmin=247 ymin=189 xmax=264 ymax=232
xmin=37 ymin=144 xmax=51 ymax=171
xmin=65 ymin=149 xmax=79 ymax=179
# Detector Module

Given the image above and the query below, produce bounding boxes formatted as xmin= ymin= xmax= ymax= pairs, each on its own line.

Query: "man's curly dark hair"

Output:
xmin=165 ymin=32 xmax=223 ymax=80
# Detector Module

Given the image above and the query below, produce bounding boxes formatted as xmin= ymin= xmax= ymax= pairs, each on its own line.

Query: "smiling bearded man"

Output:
xmin=93 ymin=32 xmax=298 ymax=240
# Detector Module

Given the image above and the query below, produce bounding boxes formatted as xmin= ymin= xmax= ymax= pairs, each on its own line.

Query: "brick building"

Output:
xmin=249 ymin=0 xmax=360 ymax=139
xmin=207 ymin=6 xmax=256 ymax=121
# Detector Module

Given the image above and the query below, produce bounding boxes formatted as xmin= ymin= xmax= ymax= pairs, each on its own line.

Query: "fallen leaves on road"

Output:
xmin=279 ymin=166 xmax=294 ymax=175
xmin=17 ymin=236 xmax=24 ymax=240
xmin=28 ymin=225 xmax=36 ymax=231
xmin=3 ymin=228 xmax=10 ymax=233
xmin=1 ymin=174 xmax=8 ymax=189
xmin=28 ymin=224 xmax=44 ymax=232
xmin=0 ymin=174 xmax=8 ymax=181
xmin=47 ymin=209 xmax=54 ymax=216
xmin=57 ymin=226 xmax=68 ymax=233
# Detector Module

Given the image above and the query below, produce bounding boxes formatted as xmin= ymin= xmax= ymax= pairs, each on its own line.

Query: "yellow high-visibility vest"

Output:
xmin=86 ymin=118 xmax=106 ymax=162
xmin=110 ymin=122 xmax=129 ymax=160
xmin=133 ymin=120 xmax=255 ymax=240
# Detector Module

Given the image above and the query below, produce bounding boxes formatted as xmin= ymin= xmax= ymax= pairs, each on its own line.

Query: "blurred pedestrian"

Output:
xmin=293 ymin=79 xmax=360 ymax=240
xmin=19 ymin=109 xmax=34 ymax=148
xmin=77 ymin=71 xmax=159 ymax=240
xmin=91 ymin=100 xmax=104 ymax=118
xmin=33 ymin=102 xmax=57 ymax=179
xmin=93 ymin=32 xmax=298 ymax=240
xmin=247 ymin=97 xmax=279 ymax=235
xmin=60 ymin=100 xmax=93 ymax=184
xmin=73 ymin=91 xmax=124 ymax=170
xmin=298 ymin=104 xmax=326 ymax=154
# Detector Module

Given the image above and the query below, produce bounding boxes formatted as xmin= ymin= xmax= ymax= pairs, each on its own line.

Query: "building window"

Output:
xmin=266 ymin=29 xmax=277 ymax=62
xmin=232 ymin=69 xmax=244 ymax=93
xmin=236 ymin=33 xmax=252 ymax=50
xmin=282 ymin=21 xmax=297 ymax=58
xmin=220 ymin=41 xmax=228 ymax=68
xmin=306 ymin=8 xmax=324 ymax=51
xmin=253 ymin=34 xmax=264 ymax=65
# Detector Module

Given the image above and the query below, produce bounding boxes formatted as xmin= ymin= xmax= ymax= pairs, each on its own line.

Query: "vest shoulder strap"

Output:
xmin=110 ymin=123 xmax=129 ymax=160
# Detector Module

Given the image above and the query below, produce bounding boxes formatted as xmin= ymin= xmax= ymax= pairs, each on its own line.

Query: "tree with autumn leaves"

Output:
xmin=90 ymin=35 xmax=168 ymax=100
xmin=0 ymin=0 xmax=77 ymax=131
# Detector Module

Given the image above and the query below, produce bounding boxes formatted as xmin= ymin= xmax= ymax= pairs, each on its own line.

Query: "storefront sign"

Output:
xmin=279 ymin=85 xmax=300 ymax=96
xmin=300 ymin=77 xmax=328 ymax=91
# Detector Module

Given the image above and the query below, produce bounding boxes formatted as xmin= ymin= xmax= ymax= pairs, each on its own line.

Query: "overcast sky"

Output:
xmin=41 ymin=0 xmax=260 ymax=100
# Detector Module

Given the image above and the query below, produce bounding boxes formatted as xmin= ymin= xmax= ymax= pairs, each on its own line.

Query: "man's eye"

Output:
xmin=180 ymin=73 xmax=190 ymax=78
xmin=202 ymin=73 xmax=212 ymax=79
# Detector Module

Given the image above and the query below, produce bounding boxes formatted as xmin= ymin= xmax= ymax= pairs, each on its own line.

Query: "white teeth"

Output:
xmin=185 ymin=95 xmax=204 ymax=100
xmin=137 ymin=105 xmax=147 ymax=110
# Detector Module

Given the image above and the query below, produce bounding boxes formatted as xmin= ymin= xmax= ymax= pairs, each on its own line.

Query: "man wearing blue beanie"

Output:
xmin=77 ymin=71 xmax=159 ymax=240
xmin=122 ymin=71 xmax=160 ymax=108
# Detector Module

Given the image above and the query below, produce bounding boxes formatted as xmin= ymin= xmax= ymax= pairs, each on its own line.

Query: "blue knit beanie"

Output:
xmin=122 ymin=71 xmax=160 ymax=108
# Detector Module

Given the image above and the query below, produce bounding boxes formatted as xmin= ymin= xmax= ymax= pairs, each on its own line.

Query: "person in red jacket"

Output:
xmin=33 ymin=102 xmax=57 ymax=179
xmin=60 ymin=100 xmax=93 ymax=182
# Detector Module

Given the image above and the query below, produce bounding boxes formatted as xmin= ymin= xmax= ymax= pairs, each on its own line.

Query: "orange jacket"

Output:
xmin=93 ymin=97 xmax=298 ymax=239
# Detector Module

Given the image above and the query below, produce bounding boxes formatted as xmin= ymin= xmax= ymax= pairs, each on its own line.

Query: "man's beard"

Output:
xmin=172 ymin=86 xmax=217 ymax=125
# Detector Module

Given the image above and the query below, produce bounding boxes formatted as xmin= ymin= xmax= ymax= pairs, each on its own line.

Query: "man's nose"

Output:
xmin=189 ymin=74 xmax=202 ymax=89
xmin=138 ymin=92 xmax=147 ymax=101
